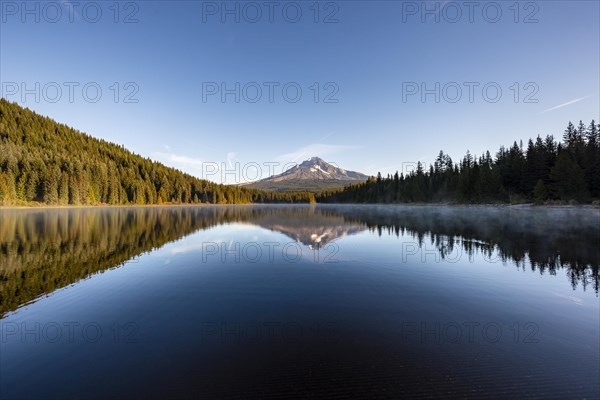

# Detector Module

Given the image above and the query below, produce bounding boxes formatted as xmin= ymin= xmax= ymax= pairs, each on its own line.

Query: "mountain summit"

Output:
xmin=245 ymin=157 xmax=369 ymax=192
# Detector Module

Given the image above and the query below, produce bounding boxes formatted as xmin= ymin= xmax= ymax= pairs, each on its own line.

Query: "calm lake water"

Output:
xmin=1 ymin=205 xmax=599 ymax=399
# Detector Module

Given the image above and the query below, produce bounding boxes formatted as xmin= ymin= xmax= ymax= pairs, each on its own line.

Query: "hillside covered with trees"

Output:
xmin=0 ymin=99 xmax=315 ymax=205
xmin=1 ymin=99 xmax=598 ymax=206
xmin=318 ymin=120 xmax=600 ymax=204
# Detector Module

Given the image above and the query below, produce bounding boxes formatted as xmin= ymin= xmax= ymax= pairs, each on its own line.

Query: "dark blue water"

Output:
xmin=1 ymin=205 xmax=598 ymax=399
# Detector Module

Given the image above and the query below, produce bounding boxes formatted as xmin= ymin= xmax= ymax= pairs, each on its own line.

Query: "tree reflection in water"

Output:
xmin=1 ymin=205 xmax=598 ymax=316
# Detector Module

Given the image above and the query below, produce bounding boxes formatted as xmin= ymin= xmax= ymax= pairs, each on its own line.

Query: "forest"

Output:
xmin=317 ymin=120 xmax=600 ymax=204
xmin=1 ymin=98 xmax=598 ymax=206
xmin=0 ymin=99 xmax=315 ymax=206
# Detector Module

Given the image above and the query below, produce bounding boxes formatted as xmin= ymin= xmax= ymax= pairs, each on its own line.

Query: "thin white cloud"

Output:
xmin=275 ymin=143 xmax=360 ymax=163
xmin=153 ymin=151 xmax=205 ymax=169
xmin=227 ymin=152 xmax=238 ymax=168
xmin=542 ymin=96 xmax=590 ymax=113
xmin=152 ymin=150 xmax=239 ymax=183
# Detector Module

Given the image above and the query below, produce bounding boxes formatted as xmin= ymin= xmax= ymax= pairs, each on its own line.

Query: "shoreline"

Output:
xmin=2 ymin=202 xmax=599 ymax=210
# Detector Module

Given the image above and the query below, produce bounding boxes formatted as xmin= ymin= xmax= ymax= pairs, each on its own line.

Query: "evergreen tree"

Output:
xmin=317 ymin=119 xmax=598 ymax=205
xmin=533 ymin=180 xmax=548 ymax=204
xmin=0 ymin=99 xmax=315 ymax=206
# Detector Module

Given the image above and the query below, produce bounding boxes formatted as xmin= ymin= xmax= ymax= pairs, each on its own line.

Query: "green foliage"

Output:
xmin=246 ymin=178 xmax=355 ymax=192
xmin=533 ymin=180 xmax=548 ymax=204
xmin=550 ymin=152 xmax=588 ymax=201
xmin=0 ymin=99 xmax=314 ymax=206
xmin=1 ymin=99 xmax=596 ymax=206
xmin=318 ymin=120 xmax=600 ymax=204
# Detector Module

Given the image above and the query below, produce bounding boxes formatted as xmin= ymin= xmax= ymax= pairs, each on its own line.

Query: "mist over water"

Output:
xmin=1 ymin=205 xmax=599 ymax=398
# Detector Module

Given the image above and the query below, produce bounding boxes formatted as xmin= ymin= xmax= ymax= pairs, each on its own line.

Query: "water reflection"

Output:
xmin=244 ymin=208 xmax=366 ymax=249
xmin=328 ymin=205 xmax=600 ymax=293
xmin=1 ymin=205 xmax=598 ymax=316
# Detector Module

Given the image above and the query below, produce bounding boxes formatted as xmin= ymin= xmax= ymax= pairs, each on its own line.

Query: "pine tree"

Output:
xmin=533 ymin=180 xmax=548 ymax=204
xmin=550 ymin=152 xmax=588 ymax=201
xmin=563 ymin=121 xmax=577 ymax=148
xmin=59 ymin=172 xmax=69 ymax=205
xmin=587 ymin=120 xmax=598 ymax=148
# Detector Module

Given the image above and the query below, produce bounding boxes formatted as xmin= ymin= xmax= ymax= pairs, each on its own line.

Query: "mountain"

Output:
xmin=244 ymin=157 xmax=369 ymax=192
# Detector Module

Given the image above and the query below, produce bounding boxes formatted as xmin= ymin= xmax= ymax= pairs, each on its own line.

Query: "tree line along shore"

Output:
xmin=1 ymin=99 xmax=598 ymax=206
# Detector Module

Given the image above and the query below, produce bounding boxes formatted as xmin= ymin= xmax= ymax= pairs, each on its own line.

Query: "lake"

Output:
xmin=1 ymin=205 xmax=598 ymax=399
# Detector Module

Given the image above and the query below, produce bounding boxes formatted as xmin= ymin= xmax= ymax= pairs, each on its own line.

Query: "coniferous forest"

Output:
xmin=318 ymin=120 xmax=600 ymax=204
xmin=0 ymin=99 xmax=315 ymax=205
xmin=0 ymin=98 xmax=598 ymax=206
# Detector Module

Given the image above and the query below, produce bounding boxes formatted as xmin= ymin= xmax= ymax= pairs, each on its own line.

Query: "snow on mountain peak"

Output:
xmin=245 ymin=156 xmax=369 ymax=191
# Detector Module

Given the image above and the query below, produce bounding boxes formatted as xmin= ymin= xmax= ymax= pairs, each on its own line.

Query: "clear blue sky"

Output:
xmin=1 ymin=1 xmax=599 ymax=182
